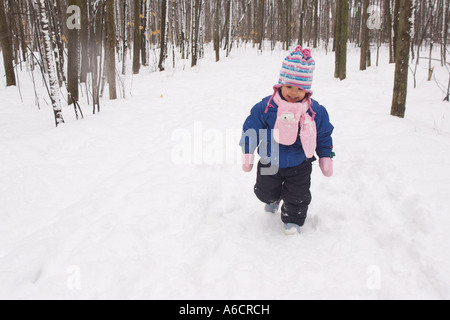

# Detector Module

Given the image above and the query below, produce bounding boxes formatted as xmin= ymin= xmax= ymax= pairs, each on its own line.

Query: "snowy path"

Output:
xmin=1 ymin=47 xmax=449 ymax=299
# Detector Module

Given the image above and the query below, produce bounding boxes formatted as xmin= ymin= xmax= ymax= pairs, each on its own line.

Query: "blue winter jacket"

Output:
xmin=239 ymin=94 xmax=334 ymax=169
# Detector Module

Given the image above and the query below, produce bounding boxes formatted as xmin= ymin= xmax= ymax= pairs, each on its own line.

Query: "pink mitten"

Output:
xmin=242 ymin=154 xmax=255 ymax=172
xmin=319 ymin=158 xmax=333 ymax=177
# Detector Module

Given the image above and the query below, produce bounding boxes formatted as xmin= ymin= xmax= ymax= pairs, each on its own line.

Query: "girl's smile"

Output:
xmin=281 ymin=85 xmax=307 ymax=103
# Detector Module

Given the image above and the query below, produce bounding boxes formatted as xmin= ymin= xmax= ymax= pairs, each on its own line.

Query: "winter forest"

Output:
xmin=1 ymin=0 xmax=450 ymax=300
xmin=0 ymin=0 xmax=448 ymax=125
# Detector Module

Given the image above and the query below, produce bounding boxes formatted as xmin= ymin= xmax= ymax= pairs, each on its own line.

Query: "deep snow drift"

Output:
xmin=0 ymin=45 xmax=449 ymax=299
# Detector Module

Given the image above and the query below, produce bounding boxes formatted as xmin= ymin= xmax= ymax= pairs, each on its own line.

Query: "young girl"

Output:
xmin=239 ymin=46 xmax=334 ymax=235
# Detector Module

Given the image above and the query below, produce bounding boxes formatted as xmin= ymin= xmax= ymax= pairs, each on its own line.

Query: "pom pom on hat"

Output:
xmin=276 ymin=46 xmax=315 ymax=96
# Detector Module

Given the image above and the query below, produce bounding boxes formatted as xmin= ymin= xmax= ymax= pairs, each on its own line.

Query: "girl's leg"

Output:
xmin=280 ymin=161 xmax=313 ymax=227
xmin=254 ymin=162 xmax=283 ymax=205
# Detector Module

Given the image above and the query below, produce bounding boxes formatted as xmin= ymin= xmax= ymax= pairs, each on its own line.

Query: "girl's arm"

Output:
xmin=239 ymin=100 xmax=268 ymax=154
xmin=315 ymin=105 xmax=334 ymax=159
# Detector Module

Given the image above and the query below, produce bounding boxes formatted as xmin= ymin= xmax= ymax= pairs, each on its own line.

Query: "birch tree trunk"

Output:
xmin=39 ymin=0 xmax=64 ymax=126
xmin=141 ymin=0 xmax=148 ymax=67
xmin=89 ymin=0 xmax=100 ymax=113
xmin=191 ymin=0 xmax=202 ymax=67
xmin=122 ymin=0 xmax=128 ymax=75
xmin=158 ymin=0 xmax=168 ymax=71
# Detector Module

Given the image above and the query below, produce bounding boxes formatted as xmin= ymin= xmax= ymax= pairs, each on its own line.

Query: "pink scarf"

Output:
xmin=268 ymin=91 xmax=317 ymax=158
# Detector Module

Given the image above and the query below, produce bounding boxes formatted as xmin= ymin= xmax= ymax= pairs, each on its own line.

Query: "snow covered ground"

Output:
xmin=1 ymin=44 xmax=449 ymax=299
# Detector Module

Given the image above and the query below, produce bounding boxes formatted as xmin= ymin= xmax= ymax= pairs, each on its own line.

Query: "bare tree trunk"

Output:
xmin=285 ymin=0 xmax=292 ymax=50
xmin=79 ymin=0 xmax=89 ymax=83
xmin=191 ymin=0 xmax=202 ymax=67
xmin=158 ymin=0 xmax=168 ymax=71
xmin=360 ymin=0 xmax=369 ymax=71
xmin=299 ymin=0 xmax=306 ymax=46
xmin=141 ymin=0 xmax=148 ymax=67
xmin=67 ymin=0 xmax=79 ymax=105
xmin=334 ymin=0 xmax=341 ymax=76
xmin=428 ymin=42 xmax=434 ymax=81
xmin=313 ymin=0 xmax=318 ymax=48
xmin=443 ymin=0 xmax=449 ymax=66
xmin=39 ymin=0 xmax=64 ymax=126
xmin=89 ymin=0 xmax=100 ymax=113
xmin=324 ymin=0 xmax=330 ymax=52
xmin=226 ymin=0 xmax=233 ymax=56
xmin=180 ymin=0 xmax=187 ymax=59
xmin=393 ymin=0 xmax=400 ymax=59
xmin=170 ymin=0 xmax=177 ymax=68
xmin=223 ymin=0 xmax=231 ymax=51
xmin=132 ymin=0 xmax=141 ymax=74
xmin=13 ymin=0 xmax=26 ymax=63
xmin=51 ymin=0 xmax=66 ymax=88
xmin=391 ymin=0 xmax=413 ymax=118
xmin=0 ymin=0 xmax=16 ymax=86
xmin=335 ymin=0 xmax=348 ymax=80
xmin=105 ymin=0 xmax=117 ymax=100
xmin=214 ymin=0 xmax=220 ymax=61
xmin=257 ymin=0 xmax=265 ymax=51
xmin=384 ymin=0 xmax=395 ymax=63
xmin=122 ymin=0 xmax=128 ymax=75
xmin=226 ymin=0 xmax=233 ymax=57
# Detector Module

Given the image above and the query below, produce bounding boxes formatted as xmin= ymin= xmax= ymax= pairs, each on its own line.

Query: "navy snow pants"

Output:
xmin=254 ymin=160 xmax=313 ymax=227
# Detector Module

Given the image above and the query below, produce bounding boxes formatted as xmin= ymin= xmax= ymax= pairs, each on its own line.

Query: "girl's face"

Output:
xmin=281 ymin=85 xmax=307 ymax=103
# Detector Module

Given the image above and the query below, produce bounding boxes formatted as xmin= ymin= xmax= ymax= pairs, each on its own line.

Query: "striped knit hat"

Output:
xmin=275 ymin=46 xmax=315 ymax=96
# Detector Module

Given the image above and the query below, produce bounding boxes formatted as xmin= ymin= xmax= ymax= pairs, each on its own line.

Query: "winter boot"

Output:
xmin=264 ymin=201 xmax=281 ymax=214
xmin=284 ymin=223 xmax=301 ymax=235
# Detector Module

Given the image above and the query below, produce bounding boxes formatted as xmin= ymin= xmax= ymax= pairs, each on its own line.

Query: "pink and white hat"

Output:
xmin=275 ymin=46 xmax=315 ymax=96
